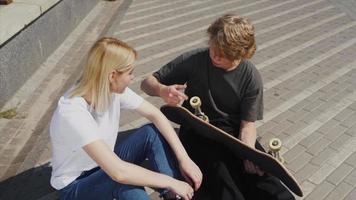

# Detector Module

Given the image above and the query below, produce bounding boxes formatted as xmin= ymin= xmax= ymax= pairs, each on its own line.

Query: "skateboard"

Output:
xmin=161 ymin=96 xmax=303 ymax=197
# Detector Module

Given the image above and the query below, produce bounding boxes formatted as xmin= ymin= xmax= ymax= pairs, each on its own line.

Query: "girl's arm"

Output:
xmin=83 ymin=140 xmax=194 ymax=199
xmin=135 ymin=100 xmax=202 ymax=190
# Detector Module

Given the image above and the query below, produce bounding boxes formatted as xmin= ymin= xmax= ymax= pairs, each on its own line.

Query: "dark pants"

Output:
xmin=180 ymin=131 xmax=295 ymax=200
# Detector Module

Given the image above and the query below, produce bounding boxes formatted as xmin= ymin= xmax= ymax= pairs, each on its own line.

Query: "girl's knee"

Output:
xmin=141 ymin=124 xmax=160 ymax=141
xmin=115 ymin=185 xmax=149 ymax=200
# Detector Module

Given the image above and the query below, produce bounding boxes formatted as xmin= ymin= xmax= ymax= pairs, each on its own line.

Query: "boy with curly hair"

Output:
xmin=141 ymin=14 xmax=294 ymax=200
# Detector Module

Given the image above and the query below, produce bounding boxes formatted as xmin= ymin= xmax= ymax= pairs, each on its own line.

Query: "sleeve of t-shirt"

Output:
xmin=153 ymin=52 xmax=193 ymax=85
xmin=120 ymin=87 xmax=144 ymax=109
xmin=240 ymin=69 xmax=264 ymax=122
xmin=57 ymin=106 xmax=101 ymax=148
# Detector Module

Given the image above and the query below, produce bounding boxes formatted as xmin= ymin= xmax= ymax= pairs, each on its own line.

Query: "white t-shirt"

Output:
xmin=50 ymin=87 xmax=143 ymax=190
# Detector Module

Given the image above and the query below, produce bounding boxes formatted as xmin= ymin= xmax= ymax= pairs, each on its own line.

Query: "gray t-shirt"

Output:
xmin=154 ymin=48 xmax=263 ymax=135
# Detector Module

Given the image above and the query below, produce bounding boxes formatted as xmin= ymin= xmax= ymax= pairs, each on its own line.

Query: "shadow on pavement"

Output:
xmin=0 ymin=163 xmax=57 ymax=200
xmin=0 ymin=129 xmax=139 ymax=200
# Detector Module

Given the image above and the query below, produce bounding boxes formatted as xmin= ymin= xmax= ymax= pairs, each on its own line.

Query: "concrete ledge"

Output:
xmin=0 ymin=0 xmax=101 ymax=109
xmin=17 ymin=0 xmax=61 ymax=13
xmin=0 ymin=0 xmax=61 ymax=45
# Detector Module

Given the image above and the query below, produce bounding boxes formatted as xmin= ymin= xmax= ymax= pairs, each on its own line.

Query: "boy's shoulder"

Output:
xmin=241 ymin=59 xmax=255 ymax=70
xmin=182 ymin=47 xmax=209 ymax=60
xmin=238 ymin=60 xmax=262 ymax=85
xmin=241 ymin=60 xmax=260 ymax=75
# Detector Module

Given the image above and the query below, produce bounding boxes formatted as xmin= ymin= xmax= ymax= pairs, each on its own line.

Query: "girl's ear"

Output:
xmin=108 ymin=70 xmax=116 ymax=83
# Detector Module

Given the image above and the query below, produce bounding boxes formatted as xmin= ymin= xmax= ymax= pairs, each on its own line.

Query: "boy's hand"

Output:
xmin=160 ymin=84 xmax=188 ymax=105
xmin=244 ymin=160 xmax=264 ymax=176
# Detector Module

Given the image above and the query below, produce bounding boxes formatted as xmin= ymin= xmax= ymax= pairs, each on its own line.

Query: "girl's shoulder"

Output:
xmin=55 ymin=94 xmax=91 ymax=118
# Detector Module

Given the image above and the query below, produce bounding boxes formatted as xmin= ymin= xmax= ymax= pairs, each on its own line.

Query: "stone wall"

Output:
xmin=0 ymin=0 xmax=100 ymax=108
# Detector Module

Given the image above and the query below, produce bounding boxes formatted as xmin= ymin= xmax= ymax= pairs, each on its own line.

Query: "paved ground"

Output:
xmin=1 ymin=0 xmax=356 ymax=199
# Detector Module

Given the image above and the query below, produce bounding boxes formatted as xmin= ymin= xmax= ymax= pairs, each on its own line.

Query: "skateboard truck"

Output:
xmin=268 ymin=138 xmax=284 ymax=164
xmin=189 ymin=96 xmax=209 ymax=122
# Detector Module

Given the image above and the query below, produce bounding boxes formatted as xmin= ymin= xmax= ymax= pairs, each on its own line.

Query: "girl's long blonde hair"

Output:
xmin=70 ymin=37 xmax=137 ymax=113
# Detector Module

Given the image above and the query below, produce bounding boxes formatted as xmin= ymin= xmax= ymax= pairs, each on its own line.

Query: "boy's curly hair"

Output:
xmin=207 ymin=14 xmax=256 ymax=61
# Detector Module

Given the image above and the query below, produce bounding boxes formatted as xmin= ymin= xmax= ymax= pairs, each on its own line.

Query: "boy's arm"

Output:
xmin=140 ymin=75 xmax=164 ymax=97
xmin=141 ymin=75 xmax=188 ymax=105
xmin=239 ymin=120 xmax=257 ymax=148
xmin=239 ymin=120 xmax=264 ymax=176
xmin=141 ymin=50 xmax=198 ymax=105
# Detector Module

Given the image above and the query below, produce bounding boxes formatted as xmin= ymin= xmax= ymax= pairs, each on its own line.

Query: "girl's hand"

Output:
xmin=179 ymin=157 xmax=203 ymax=191
xmin=169 ymin=179 xmax=195 ymax=200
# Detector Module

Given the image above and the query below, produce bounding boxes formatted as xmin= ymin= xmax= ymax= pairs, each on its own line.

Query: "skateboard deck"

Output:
xmin=161 ymin=105 xmax=303 ymax=197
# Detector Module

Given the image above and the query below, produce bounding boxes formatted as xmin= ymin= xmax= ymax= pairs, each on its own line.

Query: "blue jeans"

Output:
xmin=59 ymin=124 xmax=180 ymax=200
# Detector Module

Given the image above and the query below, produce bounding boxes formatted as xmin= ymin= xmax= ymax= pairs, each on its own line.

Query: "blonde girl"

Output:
xmin=50 ymin=37 xmax=202 ymax=200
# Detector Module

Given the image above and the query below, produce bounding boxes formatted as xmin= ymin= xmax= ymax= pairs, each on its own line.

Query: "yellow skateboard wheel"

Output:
xmin=190 ymin=96 xmax=201 ymax=109
xmin=269 ymin=138 xmax=282 ymax=151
